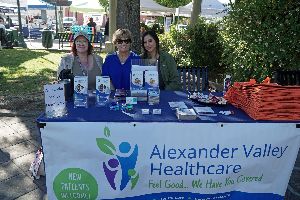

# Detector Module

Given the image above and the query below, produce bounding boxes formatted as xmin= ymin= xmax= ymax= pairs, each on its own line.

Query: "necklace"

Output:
xmin=117 ymin=52 xmax=129 ymax=64
xmin=76 ymin=56 xmax=88 ymax=76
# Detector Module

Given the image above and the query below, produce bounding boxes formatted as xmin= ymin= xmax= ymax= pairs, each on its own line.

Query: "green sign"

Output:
xmin=53 ymin=168 xmax=98 ymax=200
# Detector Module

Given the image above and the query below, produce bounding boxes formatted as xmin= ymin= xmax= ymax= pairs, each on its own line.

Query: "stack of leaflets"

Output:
xmin=168 ymin=101 xmax=188 ymax=110
xmin=193 ymin=107 xmax=217 ymax=116
xmin=96 ymin=76 xmax=110 ymax=107
xmin=74 ymin=76 xmax=88 ymax=108
xmin=176 ymin=108 xmax=197 ymax=120
xmin=130 ymin=71 xmax=147 ymax=101
xmin=168 ymin=101 xmax=197 ymax=120
xmin=114 ymin=89 xmax=129 ymax=101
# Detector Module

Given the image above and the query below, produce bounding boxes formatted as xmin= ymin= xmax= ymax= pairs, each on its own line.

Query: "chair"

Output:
xmin=274 ymin=70 xmax=300 ymax=86
xmin=177 ymin=66 xmax=209 ymax=92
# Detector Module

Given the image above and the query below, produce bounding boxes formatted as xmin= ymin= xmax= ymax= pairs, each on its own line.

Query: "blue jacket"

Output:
xmin=102 ymin=52 xmax=140 ymax=90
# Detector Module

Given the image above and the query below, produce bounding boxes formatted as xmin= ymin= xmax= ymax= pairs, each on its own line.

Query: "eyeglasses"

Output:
xmin=117 ymin=39 xmax=131 ymax=44
xmin=75 ymin=40 xmax=88 ymax=45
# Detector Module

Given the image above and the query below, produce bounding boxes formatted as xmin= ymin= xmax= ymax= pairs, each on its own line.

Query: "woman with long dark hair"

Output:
xmin=141 ymin=30 xmax=181 ymax=90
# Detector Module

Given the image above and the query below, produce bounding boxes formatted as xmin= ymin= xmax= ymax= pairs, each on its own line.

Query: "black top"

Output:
xmin=104 ymin=20 xmax=109 ymax=36
xmin=87 ymin=21 xmax=97 ymax=29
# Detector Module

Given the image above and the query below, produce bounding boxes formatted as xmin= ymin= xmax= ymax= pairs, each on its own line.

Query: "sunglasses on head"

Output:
xmin=117 ymin=39 xmax=131 ymax=44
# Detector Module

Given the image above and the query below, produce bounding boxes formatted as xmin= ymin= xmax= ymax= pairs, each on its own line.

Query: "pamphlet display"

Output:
xmin=131 ymin=59 xmax=158 ymax=72
xmin=74 ymin=76 xmax=88 ymax=108
xmin=131 ymin=59 xmax=159 ymax=103
xmin=145 ymin=71 xmax=159 ymax=89
xmin=96 ymin=76 xmax=110 ymax=107
xmin=148 ymin=87 xmax=160 ymax=105
xmin=44 ymin=83 xmax=66 ymax=118
xmin=131 ymin=71 xmax=144 ymax=89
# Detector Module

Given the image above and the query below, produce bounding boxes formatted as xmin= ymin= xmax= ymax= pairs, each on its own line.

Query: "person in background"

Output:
xmin=57 ymin=31 xmax=102 ymax=90
xmin=47 ymin=17 xmax=53 ymax=29
xmin=0 ymin=16 xmax=7 ymax=48
xmin=104 ymin=17 xmax=109 ymax=41
xmin=0 ymin=16 xmax=5 ymax=30
xmin=6 ymin=16 xmax=12 ymax=28
xmin=141 ymin=30 xmax=181 ymax=90
xmin=140 ymin=26 xmax=146 ymax=39
xmin=102 ymin=29 xmax=140 ymax=90
xmin=87 ymin=17 xmax=97 ymax=33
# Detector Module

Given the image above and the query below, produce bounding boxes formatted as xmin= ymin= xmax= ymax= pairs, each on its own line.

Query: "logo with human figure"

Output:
xmin=96 ymin=127 xmax=139 ymax=191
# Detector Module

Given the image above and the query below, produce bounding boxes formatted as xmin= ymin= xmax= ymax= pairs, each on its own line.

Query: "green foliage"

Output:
xmin=141 ymin=22 xmax=164 ymax=34
xmin=98 ymin=0 xmax=191 ymax=9
xmin=154 ymin=0 xmax=191 ymax=8
xmin=221 ymin=0 xmax=300 ymax=82
xmin=159 ymin=18 xmax=224 ymax=79
xmin=98 ymin=0 xmax=109 ymax=11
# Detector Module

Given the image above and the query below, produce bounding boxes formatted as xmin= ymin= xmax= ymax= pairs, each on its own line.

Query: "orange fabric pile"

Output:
xmin=225 ymin=78 xmax=300 ymax=120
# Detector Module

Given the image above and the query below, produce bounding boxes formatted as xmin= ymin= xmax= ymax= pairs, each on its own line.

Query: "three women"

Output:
xmin=58 ymin=29 xmax=181 ymax=91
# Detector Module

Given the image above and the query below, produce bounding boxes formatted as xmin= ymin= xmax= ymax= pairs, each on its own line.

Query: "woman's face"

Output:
xmin=75 ymin=36 xmax=89 ymax=53
xmin=143 ymin=34 xmax=157 ymax=54
xmin=116 ymin=37 xmax=131 ymax=54
xmin=0 ymin=18 xmax=4 ymax=25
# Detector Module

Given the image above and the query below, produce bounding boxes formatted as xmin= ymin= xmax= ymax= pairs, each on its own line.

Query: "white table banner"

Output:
xmin=41 ymin=122 xmax=300 ymax=200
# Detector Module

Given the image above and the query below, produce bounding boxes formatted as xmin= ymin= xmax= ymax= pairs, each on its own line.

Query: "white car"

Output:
xmin=145 ymin=19 xmax=155 ymax=27
xmin=176 ymin=24 xmax=188 ymax=31
xmin=9 ymin=16 xmax=26 ymax=27
xmin=63 ymin=17 xmax=77 ymax=30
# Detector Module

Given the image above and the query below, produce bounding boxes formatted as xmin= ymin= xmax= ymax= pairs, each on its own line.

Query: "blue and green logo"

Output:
xmin=96 ymin=127 xmax=139 ymax=191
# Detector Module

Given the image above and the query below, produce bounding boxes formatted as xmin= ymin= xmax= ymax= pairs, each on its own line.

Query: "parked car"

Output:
xmin=145 ymin=19 xmax=155 ymax=27
xmin=32 ymin=16 xmax=44 ymax=25
xmin=63 ymin=17 xmax=76 ymax=30
xmin=176 ymin=24 xmax=188 ymax=31
xmin=8 ymin=16 xmax=26 ymax=27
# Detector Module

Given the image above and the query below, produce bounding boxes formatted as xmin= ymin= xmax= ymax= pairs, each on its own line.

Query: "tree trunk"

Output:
xmin=116 ymin=0 xmax=140 ymax=53
xmin=190 ymin=0 xmax=202 ymax=26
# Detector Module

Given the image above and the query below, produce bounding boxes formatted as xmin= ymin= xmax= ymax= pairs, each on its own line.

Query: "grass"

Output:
xmin=0 ymin=49 xmax=105 ymax=113
xmin=0 ymin=49 xmax=64 ymax=96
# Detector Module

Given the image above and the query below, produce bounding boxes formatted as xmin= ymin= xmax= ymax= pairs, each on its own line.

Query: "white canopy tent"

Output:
xmin=27 ymin=0 xmax=55 ymax=10
xmin=177 ymin=0 xmax=228 ymax=18
xmin=140 ymin=0 xmax=174 ymax=16
xmin=0 ymin=3 xmax=17 ymax=13
xmin=70 ymin=0 xmax=105 ymax=13
xmin=69 ymin=0 xmax=174 ymax=16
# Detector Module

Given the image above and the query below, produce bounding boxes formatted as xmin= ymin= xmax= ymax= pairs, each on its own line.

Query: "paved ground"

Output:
xmin=25 ymin=38 xmax=71 ymax=51
xmin=24 ymin=37 xmax=103 ymax=52
xmin=0 ymin=39 xmax=299 ymax=199
xmin=0 ymin=112 xmax=47 ymax=200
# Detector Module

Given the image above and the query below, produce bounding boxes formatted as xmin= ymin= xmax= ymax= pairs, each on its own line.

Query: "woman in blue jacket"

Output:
xmin=102 ymin=29 xmax=140 ymax=90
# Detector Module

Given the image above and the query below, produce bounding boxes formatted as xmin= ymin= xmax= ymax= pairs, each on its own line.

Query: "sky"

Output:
xmin=218 ymin=0 xmax=235 ymax=3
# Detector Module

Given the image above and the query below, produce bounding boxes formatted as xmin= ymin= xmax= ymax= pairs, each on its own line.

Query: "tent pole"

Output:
xmin=17 ymin=0 xmax=23 ymax=34
xmin=17 ymin=0 xmax=27 ymax=48
xmin=55 ymin=1 xmax=58 ymax=36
